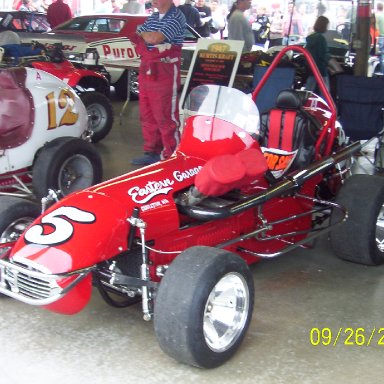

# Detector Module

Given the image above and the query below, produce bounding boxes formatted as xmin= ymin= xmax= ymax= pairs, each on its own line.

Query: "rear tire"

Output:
xmin=80 ymin=91 xmax=114 ymax=142
xmin=32 ymin=137 xmax=102 ymax=199
xmin=154 ymin=246 xmax=254 ymax=368
xmin=331 ymin=174 xmax=384 ymax=265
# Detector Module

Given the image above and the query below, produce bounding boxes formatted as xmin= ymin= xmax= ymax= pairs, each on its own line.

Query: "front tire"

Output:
xmin=32 ymin=137 xmax=102 ymax=199
xmin=331 ymin=174 xmax=384 ymax=265
xmin=80 ymin=91 xmax=114 ymax=143
xmin=0 ymin=197 xmax=40 ymax=243
xmin=0 ymin=196 xmax=39 ymax=298
xmin=154 ymin=246 xmax=254 ymax=368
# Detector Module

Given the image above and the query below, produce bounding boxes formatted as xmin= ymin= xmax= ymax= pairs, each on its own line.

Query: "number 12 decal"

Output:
xmin=46 ymin=89 xmax=79 ymax=130
xmin=25 ymin=206 xmax=96 ymax=246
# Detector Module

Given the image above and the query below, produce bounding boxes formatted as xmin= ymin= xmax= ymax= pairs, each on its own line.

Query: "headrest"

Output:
xmin=275 ymin=89 xmax=302 ymax=110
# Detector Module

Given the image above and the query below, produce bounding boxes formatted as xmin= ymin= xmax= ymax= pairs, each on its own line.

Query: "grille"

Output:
xmin=2 ymin=261 xmax=61 ymax=300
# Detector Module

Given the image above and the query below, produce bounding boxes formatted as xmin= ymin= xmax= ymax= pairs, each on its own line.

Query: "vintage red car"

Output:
xmin=18 ymin=13 xmax=200 ymax=99
xmin=0 ymin=46 xmax=383 ymax=368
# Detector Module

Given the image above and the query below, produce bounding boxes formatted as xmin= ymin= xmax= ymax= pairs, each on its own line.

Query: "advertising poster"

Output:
xmin=179 ymin=39 xmax=244 ymax=109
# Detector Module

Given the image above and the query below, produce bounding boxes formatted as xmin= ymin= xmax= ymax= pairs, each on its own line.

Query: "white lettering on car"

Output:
xmin=128 ymin=179 xmax=174 ymax=204
xmin=173 ymin=167 xmax=202 ymax=182
xmin=24 ymin=206 xmax=95 ymax=246
xmin=128 ymin=167 xmax=202 ymax=204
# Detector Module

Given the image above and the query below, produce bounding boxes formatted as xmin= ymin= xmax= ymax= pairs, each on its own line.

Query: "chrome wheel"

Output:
xmin=204 ymin=272 xmax=250 ymax=352
xmin=0 ymin=217 xmax=35 ymax=243
xmin=376 ymin=204 xmax=384 ymax=252
xmin=129 ymin=70 xmax=139 ymax=98
xmin=87 ymin=102 xmax=108 ymax=135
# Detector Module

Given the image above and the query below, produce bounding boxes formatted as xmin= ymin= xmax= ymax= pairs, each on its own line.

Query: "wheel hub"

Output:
xmin=203 ymin=272 xmax=249 ymax=352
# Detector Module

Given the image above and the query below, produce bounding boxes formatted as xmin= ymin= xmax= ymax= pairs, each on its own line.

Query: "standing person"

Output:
xmin=19 ymin=0 xmax=35 ymax=11
xmin=12 ymin=0 xmax=22 ymax=10
xmin=47 ymin=0 xmax=72 ymax=28
xmin=376 ymin=2 xmax=384 ymax=73
xmin=283 ymin=1 xmax=303 ymax=45
xmin=111 ymin=0 xmax=121 ymax=12
xmin=252 ymin=6 xmax=270 ymax=48
xmin=227 ymin=0 xmax=254 ymax=53
xmin=122 ymin=0 xmax=145 ymax=14
xmin=269 ymin=8 xmax=284 ymax=47
xmin=130 ymin=0 xmax=186 ymax=166
xmin=178 ymin=0 xmax=202 ymax=29
xmin=95 ymin=0 xmax=113 ymax=13
xmin=305 ymin=15 xmax=330 ymax=93
xmin=194 ymin=0 xmax=212 ymax=37
xmin=210 ymin=0 xmax=226 ymax=39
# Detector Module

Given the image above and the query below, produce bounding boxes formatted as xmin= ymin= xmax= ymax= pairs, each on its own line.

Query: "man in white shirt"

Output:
xmin=95 ymin=0 xmax=113 ymax=13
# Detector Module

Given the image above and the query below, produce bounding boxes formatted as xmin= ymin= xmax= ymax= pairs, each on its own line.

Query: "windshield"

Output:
xmin=183 ymin=85 xmax=260 ymax=137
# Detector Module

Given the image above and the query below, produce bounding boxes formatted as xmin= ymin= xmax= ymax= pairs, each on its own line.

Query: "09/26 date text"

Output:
xmin=310 ymin=327 xmax=384 ymax=346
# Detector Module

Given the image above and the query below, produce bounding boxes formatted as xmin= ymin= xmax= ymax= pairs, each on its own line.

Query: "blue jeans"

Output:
xmin=378 ymin=36 xmax=384 ymax=73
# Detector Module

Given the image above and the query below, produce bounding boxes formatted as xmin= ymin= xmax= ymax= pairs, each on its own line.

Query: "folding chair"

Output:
xmin=336 ymin=75 xmax=384 ymax=171
xmin=252 ymin=65 xmax=296 ymax=114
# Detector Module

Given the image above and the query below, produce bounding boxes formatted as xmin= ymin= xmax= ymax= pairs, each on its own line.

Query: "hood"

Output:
xmin=9 ymin=190 xmax=130 ymax=274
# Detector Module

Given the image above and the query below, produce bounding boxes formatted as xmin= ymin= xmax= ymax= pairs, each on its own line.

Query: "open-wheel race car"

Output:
xmin=0 ymin=65 xmax=102 ymax=200
xmin=1 ymin=46 xmax=383 ymax=368
xmin=0 ymin=40 xmax=114 ymax=142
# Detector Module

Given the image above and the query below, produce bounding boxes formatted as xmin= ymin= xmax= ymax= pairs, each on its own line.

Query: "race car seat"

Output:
xmin=259 ymin=89 xmax=321 ymax=178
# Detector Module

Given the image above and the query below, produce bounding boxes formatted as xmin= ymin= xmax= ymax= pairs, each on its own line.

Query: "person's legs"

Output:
xmin=131 ymin=72 xmax=162 ymax=165
xmin=378 ymin=36 xmax=384 ymax=73
xmin=132 ymin=62 xmax=181 ymax=165
xmin=154 ymin=62 xmax=180 ymax=159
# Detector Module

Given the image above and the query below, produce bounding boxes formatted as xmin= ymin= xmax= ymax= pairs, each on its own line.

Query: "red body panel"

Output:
xmin=30 ymin=60 xmax=108 ymax=88
xmin=11 ymin=192 xmax=130 ymax=273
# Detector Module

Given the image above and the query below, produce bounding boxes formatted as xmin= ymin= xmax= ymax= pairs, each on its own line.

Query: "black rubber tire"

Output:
xmin=80 ymin=91 xmax=114 ymax=143
xmin=0 ymin=196 xmax=40 ymax=243
xmin=154 ymin=246 xmax=254 ymax=368
xmin=331 ymin=174 xmax=384 ymax=265
xmin=32 ymin=137 xmax=103 ymax=199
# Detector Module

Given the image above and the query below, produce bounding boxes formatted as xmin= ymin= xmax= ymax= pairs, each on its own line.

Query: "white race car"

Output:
xmin=0 ymin=66 xmax=102 ymax=200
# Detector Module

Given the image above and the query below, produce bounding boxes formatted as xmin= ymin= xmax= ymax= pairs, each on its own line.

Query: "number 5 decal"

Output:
xmin=25 ymin=206 xmax=96 ymax=246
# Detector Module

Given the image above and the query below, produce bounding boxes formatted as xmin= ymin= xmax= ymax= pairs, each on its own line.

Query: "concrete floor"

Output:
xmin=1 ymin=97 xmax=384 ymax=384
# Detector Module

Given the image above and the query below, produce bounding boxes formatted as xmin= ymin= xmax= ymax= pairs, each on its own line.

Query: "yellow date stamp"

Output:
xmin=310 ymin=327 xmax=384 ymax=346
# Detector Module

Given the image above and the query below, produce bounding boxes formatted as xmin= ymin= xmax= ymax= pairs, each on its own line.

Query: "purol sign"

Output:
xmin=101 ymin=43 xmax=139 ymax=60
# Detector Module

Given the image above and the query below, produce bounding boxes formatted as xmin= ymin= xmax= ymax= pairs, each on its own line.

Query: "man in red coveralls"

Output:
xmin=47 ymin=0 xmax=72 ymax=29
xmin=130 ymin=0 xmax=186 ymax=166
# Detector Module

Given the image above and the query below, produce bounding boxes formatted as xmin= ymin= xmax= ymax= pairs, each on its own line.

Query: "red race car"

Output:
xmin=0 ymin=46 xmax=383 ymax=368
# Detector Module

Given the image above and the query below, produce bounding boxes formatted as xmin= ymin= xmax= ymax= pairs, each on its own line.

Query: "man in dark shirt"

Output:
xmin=194 ymin=0 xmax=211 ymax=37
xmin=178 ymin=0 xmax=202 ymax=29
